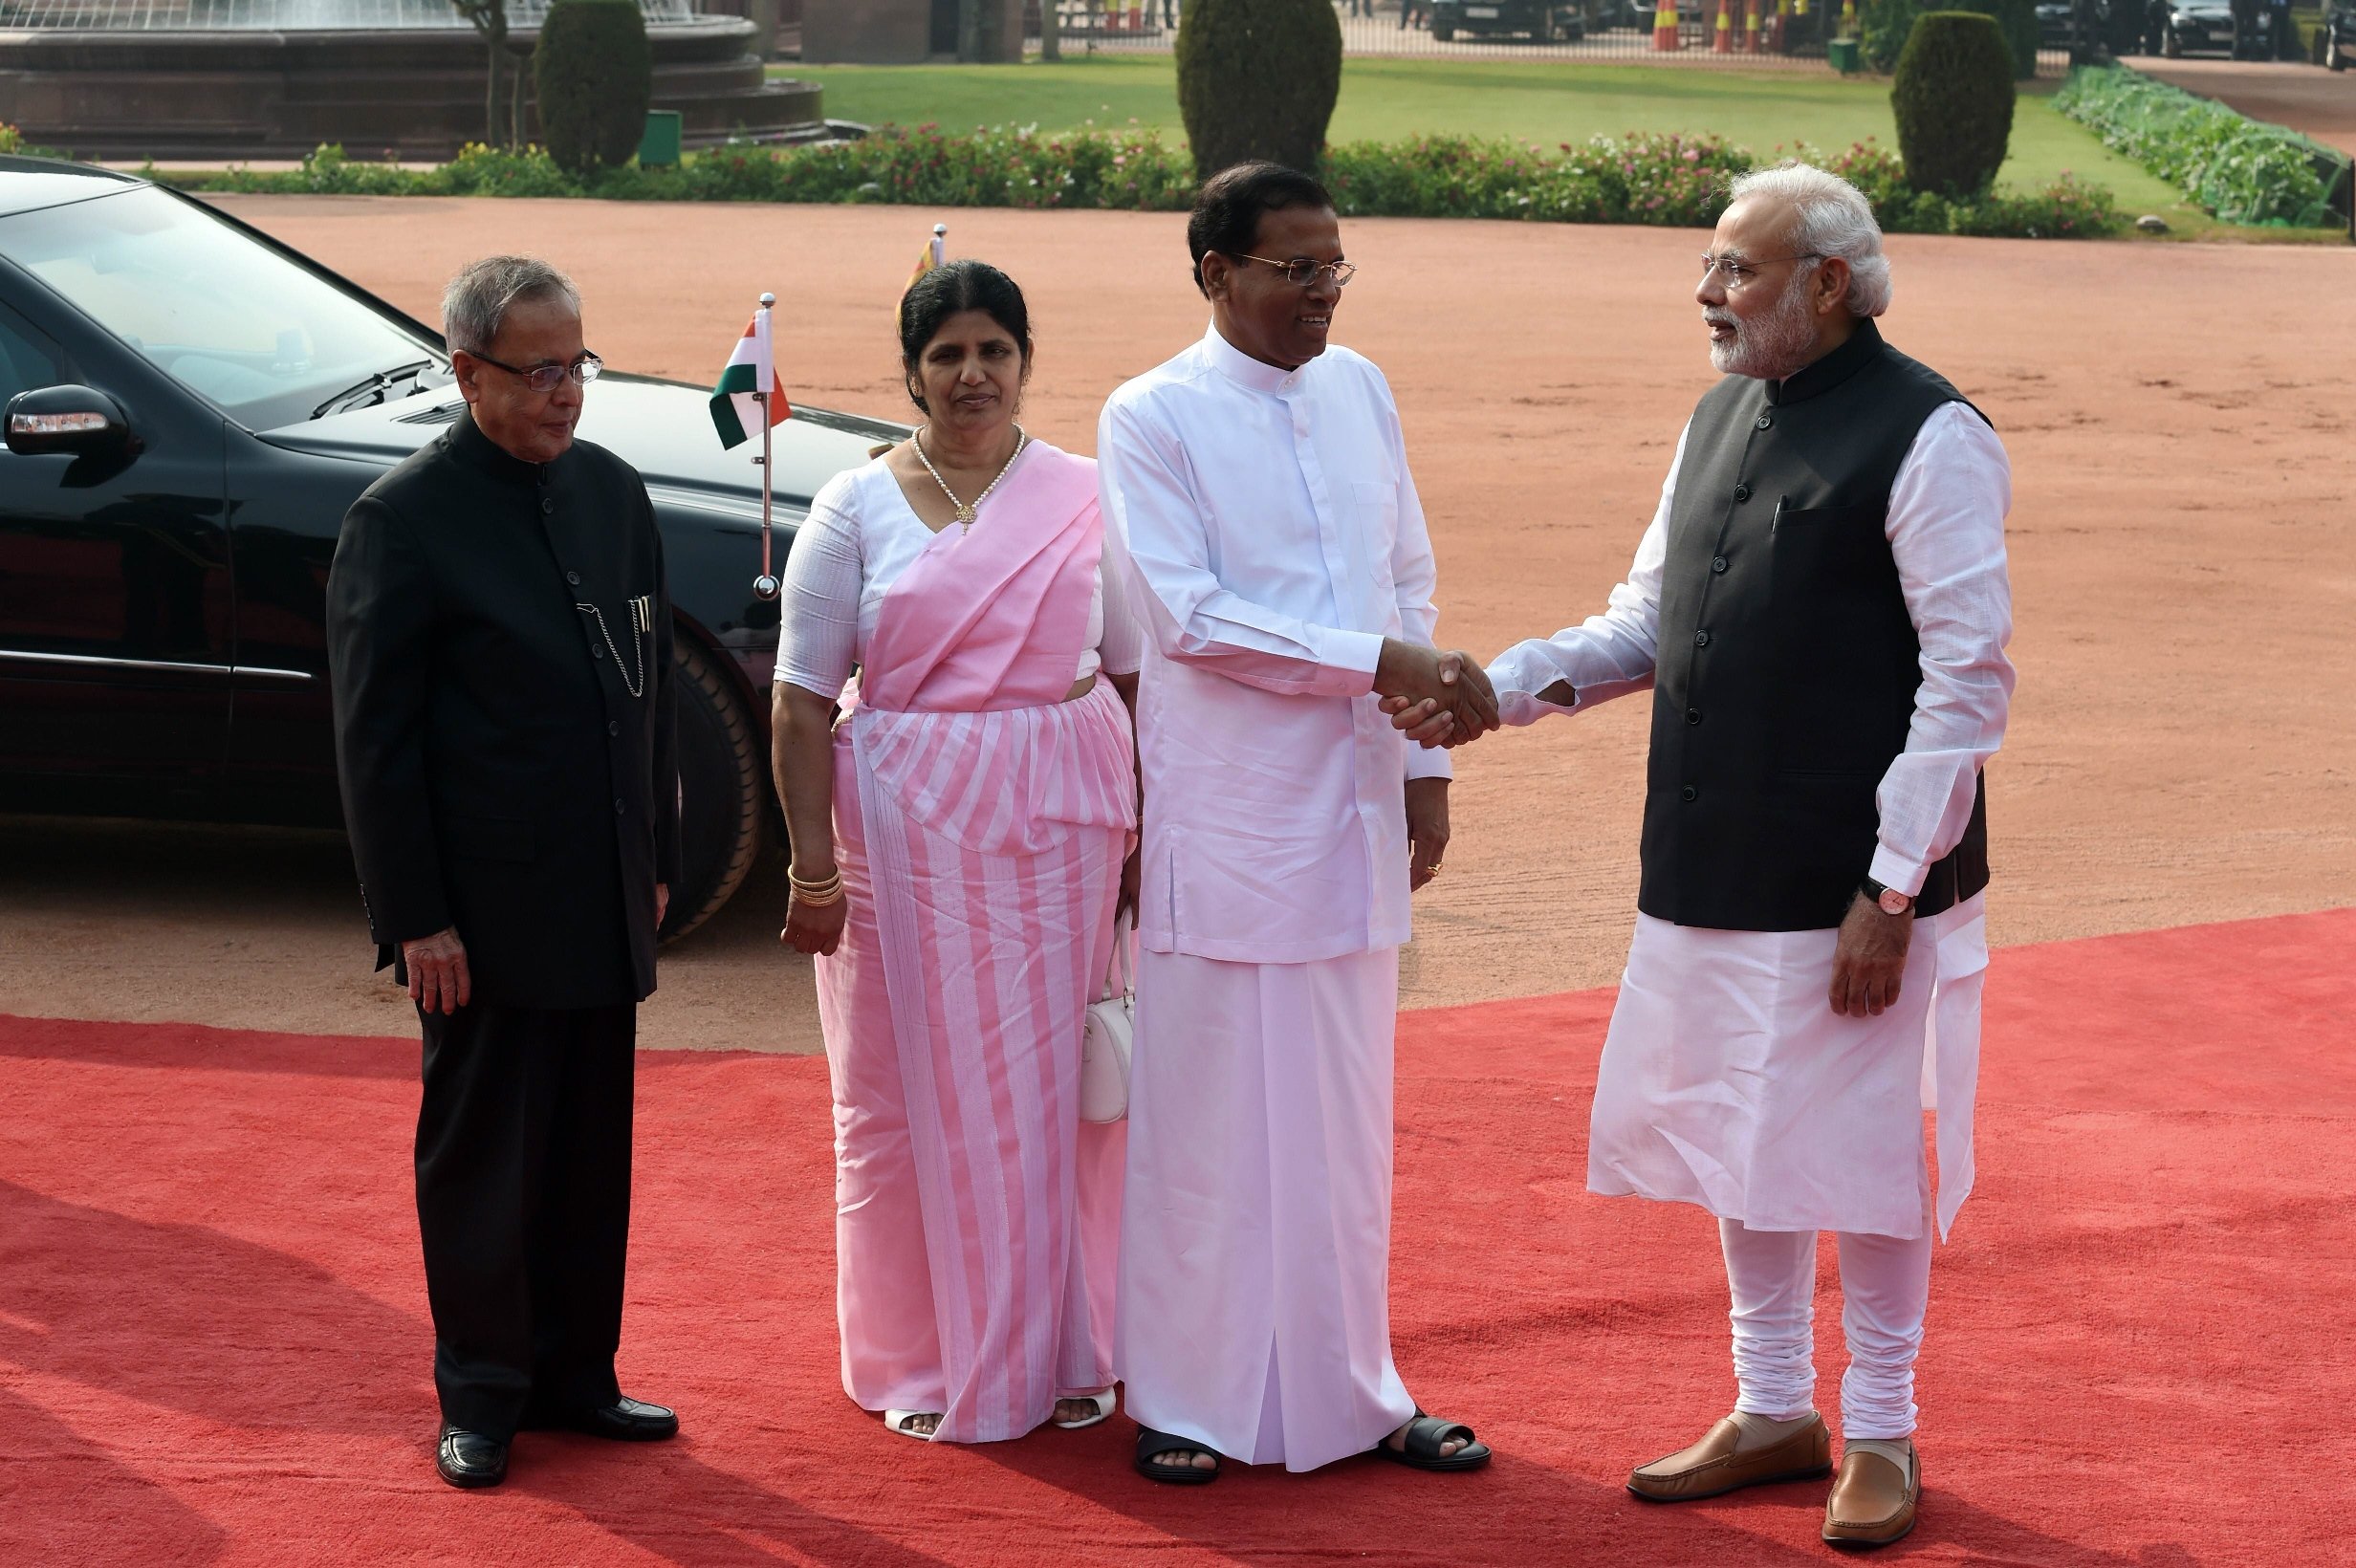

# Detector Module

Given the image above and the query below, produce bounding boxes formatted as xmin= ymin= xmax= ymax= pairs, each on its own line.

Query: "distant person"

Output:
xmin=1401 ymin=0 xmax=1431 ymax=27
xmin=771 ymin=259 xmax=1140 ymax=1445
xmin=1392 ymin=162 xmax=2013 ymax=1547
xmin=1098 ymin=161 xmax=1496 ymax=1486
xmin=326 ymin=256 xmax=681 ymax=1491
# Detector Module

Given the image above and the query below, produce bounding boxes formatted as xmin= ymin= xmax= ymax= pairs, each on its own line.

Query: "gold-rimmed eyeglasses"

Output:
xmin=1232 ymin=253 xmax=1359 ymax=289
xmin=1698 ymin=251 xmax=1823 ymax=289
xmin=469 ymin=350 xmax=604 ymax=393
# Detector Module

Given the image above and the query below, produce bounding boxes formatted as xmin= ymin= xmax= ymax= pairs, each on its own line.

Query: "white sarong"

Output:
xmin=1589 ymin=893 xmax=1989 ymax=1241
xmin=1116 ymin=947 xmax=1418 ymax=1470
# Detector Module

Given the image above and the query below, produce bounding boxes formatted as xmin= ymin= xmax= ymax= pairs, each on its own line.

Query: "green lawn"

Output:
xmin=786 ymin=55 xmax=2324 ymax=240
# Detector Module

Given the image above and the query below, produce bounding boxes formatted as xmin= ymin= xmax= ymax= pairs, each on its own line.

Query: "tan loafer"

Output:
xmin=1626 ymin=1412 xmax=1831 ymax=1502
xmin=1822 ymin=1441 xmax=1919 ymax=1547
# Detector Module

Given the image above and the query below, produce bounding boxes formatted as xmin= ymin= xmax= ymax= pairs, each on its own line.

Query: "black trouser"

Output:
xmin=415 ymin=1000 xmax=636 ymax=1439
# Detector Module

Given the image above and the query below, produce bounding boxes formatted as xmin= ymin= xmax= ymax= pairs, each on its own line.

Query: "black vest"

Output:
xmin=1639 ymin=319 xmax=1991 ymax=932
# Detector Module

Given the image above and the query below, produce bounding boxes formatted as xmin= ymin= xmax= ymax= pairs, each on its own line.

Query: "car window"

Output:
xmin=0 ymin=185 xmax=447 ymax=431
xmin=0 ymin=301 xmax=63 ymax=412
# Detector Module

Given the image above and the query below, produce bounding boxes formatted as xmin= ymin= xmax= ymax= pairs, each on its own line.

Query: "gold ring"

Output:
xmin=1427 ymin=863 xmax=1444 ymax=876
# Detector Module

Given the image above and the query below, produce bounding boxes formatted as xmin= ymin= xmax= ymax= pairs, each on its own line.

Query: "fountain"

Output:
xmin=0 ymin=0 xmax=829 ymax=161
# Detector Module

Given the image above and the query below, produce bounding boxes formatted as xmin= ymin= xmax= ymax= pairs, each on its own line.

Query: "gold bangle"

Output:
xmin=793 ymin=881 xmax=844 ymax=908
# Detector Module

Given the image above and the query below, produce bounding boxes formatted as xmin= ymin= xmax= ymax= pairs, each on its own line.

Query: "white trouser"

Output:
xmin=1719 ymin=1215 xmax=1933 ymax=1441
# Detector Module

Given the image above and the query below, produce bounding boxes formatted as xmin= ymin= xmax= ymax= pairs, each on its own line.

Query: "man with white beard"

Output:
xmin=1389 ymin=163 xmax=2013 ymax=1547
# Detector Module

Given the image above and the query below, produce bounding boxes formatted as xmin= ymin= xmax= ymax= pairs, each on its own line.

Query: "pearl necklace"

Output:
xmin=914 ymin=425 xmax=1026 ymax=531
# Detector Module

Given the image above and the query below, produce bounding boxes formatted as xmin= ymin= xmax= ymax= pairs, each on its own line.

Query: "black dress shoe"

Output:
xmin=564 ymin=1395 xmax=679 ymax=1442
xmin=436 ymin=1425 xmax=509 ymax=1489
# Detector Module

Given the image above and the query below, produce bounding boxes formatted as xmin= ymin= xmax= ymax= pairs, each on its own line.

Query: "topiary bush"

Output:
xmin=1175 ymin=0 xmax=1342 ymax=180
xmin=534 ymin=0 xmax=653 ymax=178
xmin=1865 ymin=0 xmax=2035 ymax=74
xmin=1892 ymin=12 xmax=2017 ymax=194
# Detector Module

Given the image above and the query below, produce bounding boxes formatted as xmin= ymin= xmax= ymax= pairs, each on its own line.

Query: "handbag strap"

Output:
xmin=1100 ymin=913 xmax=1134 ymax=1003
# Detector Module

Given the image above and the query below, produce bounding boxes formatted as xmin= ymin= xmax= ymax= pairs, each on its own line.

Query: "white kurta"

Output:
xmin=1098 ymin=324 xmax=1445 ymax=1470
xmin=1490 ymin=400 xmax=2014 ymax=1241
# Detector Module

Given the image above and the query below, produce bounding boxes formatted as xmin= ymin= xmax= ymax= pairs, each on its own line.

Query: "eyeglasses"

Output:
xmin=1233 ymin=253 xmax=1359 ymax=289
xmin=467 ymin=350 xmax=603 ymax=393
xmin=1699 ymin=252 xmax=1822 ymax=289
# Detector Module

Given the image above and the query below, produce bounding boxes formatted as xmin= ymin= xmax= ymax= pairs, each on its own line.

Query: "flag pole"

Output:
xmin=753 ymin=290 xmax=780 ymax=601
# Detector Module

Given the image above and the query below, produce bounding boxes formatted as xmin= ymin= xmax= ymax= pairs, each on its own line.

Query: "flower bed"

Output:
xmin=143 ymin=123 xmax=2120 ymax=239
xmin=2053 ymin=65 xmax=2340 ymax=228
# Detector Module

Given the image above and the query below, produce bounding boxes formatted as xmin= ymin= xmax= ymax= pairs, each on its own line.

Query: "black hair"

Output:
xmin=897 ymin=258 xmax=1033 ymax=413
xmin=1186 ymin=162 xmax=1335 ymax=298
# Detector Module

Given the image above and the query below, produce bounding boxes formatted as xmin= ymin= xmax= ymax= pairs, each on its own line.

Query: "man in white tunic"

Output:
xmin=1395 ymin=163 xmax=2012 ymax=1546
xmin=1098 ymin=163 xmax=1498 ymax=1484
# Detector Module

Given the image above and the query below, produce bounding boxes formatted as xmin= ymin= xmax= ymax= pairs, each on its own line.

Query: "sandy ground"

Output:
xmin=1 ymin=199 xmax=2347 ymax=1053
xmin=2136 ymin=57 xmax=2356 ymax=158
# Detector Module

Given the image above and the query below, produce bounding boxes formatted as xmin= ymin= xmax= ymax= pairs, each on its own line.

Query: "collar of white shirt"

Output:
xmin=1199 ymin=320 xmax=1306 ymax=397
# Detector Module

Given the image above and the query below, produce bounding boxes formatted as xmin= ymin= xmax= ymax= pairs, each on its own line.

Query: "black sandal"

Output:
xmin=1374 ymin=1410 xmax=1493 ymax=1472
xmin=1134 ymin=1426 xmax=1221 ymax=1485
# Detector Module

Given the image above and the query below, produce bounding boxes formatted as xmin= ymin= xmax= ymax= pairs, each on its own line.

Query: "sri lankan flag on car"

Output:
xmin=709 ymin=308 xmax=790 ymax=450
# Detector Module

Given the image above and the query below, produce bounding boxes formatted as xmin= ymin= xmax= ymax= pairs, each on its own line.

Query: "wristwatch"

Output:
xmin=1861 ymin=877 xmax=1913 ymax=917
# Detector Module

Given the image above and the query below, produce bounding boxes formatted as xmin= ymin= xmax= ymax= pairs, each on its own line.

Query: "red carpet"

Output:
xmin=4 ymin=909 xmax=2351 ymax=1566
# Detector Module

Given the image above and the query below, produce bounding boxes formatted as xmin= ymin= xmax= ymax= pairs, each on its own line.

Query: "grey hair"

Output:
xmin=1725 ymin=162 xmax=1893 ymax=318
xmin=441 ymin=255 xmax=580 ymax=356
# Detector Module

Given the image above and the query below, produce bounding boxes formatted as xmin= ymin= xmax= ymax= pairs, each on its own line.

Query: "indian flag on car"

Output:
xmin=709 ymin=309 xmax=790 ymax=450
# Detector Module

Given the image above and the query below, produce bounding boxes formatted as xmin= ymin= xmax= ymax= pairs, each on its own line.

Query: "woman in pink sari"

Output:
xmin=770 ymin=262 xmax=1141 ymax=1444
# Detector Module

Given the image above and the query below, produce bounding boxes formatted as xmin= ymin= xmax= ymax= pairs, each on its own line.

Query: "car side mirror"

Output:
xmin=6 ymin=385 xmax=136 ymax=460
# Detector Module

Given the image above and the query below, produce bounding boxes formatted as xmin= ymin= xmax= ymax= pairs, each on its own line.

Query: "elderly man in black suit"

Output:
xmin=326 ymin=255 xmax=681 ymax=1490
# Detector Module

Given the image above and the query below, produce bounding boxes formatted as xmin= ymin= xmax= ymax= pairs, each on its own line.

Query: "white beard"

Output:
xmin=1707 ymin=273 xmax=1819 ymax=380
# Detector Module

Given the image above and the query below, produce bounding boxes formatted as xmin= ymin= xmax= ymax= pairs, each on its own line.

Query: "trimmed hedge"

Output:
xmin=1893 ymin=12 xmax=2017 ymax=195
xmin=534 ymin=0 xmax=654 ymax=178
xmin=147 ymin=126 xmax=2121 ymax=239
xmin=1865 ymin=0 xmax=2038 ymax=76
xmin=2054 ymin=64 xmax=2340 ymax=226
xmin=1175 ymin=0 xmax=1342 ymax=178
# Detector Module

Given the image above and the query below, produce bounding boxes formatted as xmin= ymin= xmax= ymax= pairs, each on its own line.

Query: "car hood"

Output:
xmin=257 ymin=373 xmax=905 ymax=520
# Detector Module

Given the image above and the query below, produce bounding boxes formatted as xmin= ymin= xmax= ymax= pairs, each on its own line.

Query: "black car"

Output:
xmin=1430 ymin=0 xmax=1585 ymax=42
xmin=2156 ymin=0 xmax=2269 ymax=54
xmin=0 ymin=159 xmax=903 ymax=936
xmin=2327 ymin=0 xmax=2354 ymax=68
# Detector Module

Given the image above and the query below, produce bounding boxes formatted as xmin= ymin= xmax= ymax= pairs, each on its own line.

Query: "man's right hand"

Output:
xmin=402 ymin=926 xmax=471 ymax=1015
xmin=1373 ymin=641 xmax=1499 ymax=746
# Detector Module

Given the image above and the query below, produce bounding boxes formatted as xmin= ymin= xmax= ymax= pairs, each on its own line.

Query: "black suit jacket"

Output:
xmin=325 ymin=411 xmax=680 ymax=1009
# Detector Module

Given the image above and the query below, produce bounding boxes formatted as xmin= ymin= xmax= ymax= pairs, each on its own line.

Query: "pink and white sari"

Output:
xmin=816 ymin=444 xmax=1137 ymax=1443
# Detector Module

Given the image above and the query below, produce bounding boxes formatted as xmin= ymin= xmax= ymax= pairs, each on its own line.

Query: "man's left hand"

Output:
xmin=656 ymin=882 xmax=670 ymax=928
xmin=1406 ymin=777 xmax=1450 ymax=892
xmin=1829 ymin=891 xmax=1911 ymax=1016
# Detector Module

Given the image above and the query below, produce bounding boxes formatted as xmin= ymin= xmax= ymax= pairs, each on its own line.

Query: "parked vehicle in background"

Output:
xmin=2326 ymin=0 xmax=2355 ymax=66
xmin=1430 ymin=0 xmax=1585 ymax=41
xmin=0 ymin=158 xmax=903 ymax=939
xmin=2156 ymin=0 xmax=2269 ymax=53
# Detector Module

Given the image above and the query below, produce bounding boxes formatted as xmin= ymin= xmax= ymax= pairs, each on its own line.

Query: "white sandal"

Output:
xmin=884 ymin=1409 xmax=941 ymax=1442
xmin=1053 ymin=1389 xmax=1117 ymax=1430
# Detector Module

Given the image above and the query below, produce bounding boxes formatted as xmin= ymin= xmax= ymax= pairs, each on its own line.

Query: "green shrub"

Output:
xmin=152 ymin=128 xmax=2120 ymax=239
xmin=1892 ymin=13 xmax=2016 ymax=194
xmin=534 ymin=0 xmax=653 ymax=178
xmin=2054 ymin=64 xmax=2339 ymax=226
xmin=1174 ymin=0 xmax=1342 ymax=180
xmin=1817 ymin=139 xmax=2124 ymax=234
xmin=1865 ymin=0 xmax=2035 ymax=75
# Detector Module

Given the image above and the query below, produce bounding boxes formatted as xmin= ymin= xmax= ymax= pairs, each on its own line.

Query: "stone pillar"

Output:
xmin=801 ymin=0 xmax=930 ymax=61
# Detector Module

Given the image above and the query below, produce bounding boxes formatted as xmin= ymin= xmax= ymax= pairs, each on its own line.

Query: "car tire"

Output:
xmin=2162 ymin=21 xmax=2181 ymax=52
xmin=663 ymin=639 xmax=764 ymax=942
xmin=2332 ymin=33 xmax=2347 ymax=66
xmin=1433 ymin=22 xmax=1455 ymax=37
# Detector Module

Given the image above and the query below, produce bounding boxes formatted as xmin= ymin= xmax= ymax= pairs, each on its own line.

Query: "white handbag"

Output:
xmin=1079 ymin=917 xmax=1135 ymax=1124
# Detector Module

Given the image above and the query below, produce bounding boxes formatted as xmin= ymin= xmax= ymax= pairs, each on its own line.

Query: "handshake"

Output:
xmin=1373 ymin=639 xmax=1501 ymax=751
